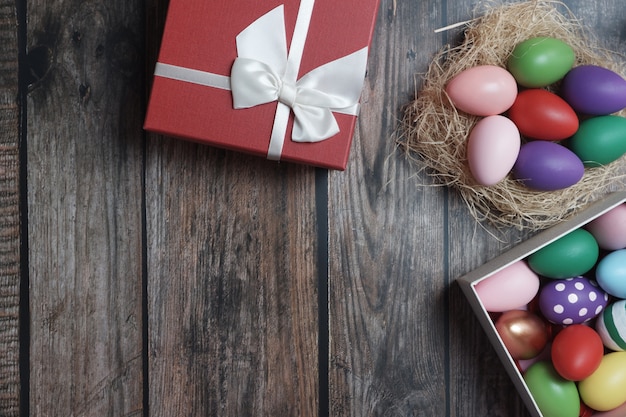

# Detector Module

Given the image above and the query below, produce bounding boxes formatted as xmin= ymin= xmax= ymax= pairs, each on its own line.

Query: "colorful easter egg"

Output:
xmin=512 ymin=141 xmax=584 ymax=191
xmin=495 ymin=310 xmax=549 ymax=360
xmin=507 ymin=37 xmax=575 ymax=87
xmin=446 ymin=65 xmax=518 ymax=116
xmin=538 ymin=276 xmax=608 ymax=325
xmin=596 ymin=300 xmax=626 ymax=351
xmin=551 ymin=324 xmax=604 ymax=380
xmin=596 ymin=249 xmax=626 ymax=298
xmin=507 ymin=89 xmax=579 ymax=140
xmin=578 ymin=402 xmax=595 ymax=417
xmin=474 ymin=260 xmax=540 ymax=312
xmin=524 ymin=361 xmax=580 ymax=417
xmin=561 ymin=65 xmax=626 ymax=115
xmin=579 ymin=352 xmax=626 ymax=411
xmin=568 ymin=115 xmax=626 ymax=167
xmin=467 ymin=115 xmax=521 ymax=185
xmin=586 ymin=204 xmax=626 ymax=250
xmin=527 ymin=228 xmax=599 ymax=279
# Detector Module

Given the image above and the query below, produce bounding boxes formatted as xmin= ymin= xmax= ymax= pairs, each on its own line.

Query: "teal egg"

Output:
xmin=568 ymin=115 xmax=626 ymax=167
xmin=528 ymin=228 xmax=599 ymax=279
xmin=507 ymin=37 xmax=575 ymax=87
xmin=524 ymin=361 xmax=580 ymax=417
xmin=596 ymin=249 xmax=626 ymax=298
xmin=596 ymin=300 xmax=626 ymax=351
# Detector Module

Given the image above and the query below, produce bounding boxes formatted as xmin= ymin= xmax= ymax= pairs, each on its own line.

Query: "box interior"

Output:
xmin=457 ymin=191 xmax=626 ymax=417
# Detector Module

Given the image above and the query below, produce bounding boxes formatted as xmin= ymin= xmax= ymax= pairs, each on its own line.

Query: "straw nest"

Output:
xmin=399 ymin=0 xmax=626 ymax=232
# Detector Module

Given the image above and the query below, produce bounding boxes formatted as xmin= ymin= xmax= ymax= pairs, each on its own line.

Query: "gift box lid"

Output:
xmin=145 ymin=0 xmax=381 ymax=170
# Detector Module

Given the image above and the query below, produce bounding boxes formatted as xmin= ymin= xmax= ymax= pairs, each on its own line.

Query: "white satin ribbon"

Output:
xmin=154 ymin=2 xmax=368 ymax=161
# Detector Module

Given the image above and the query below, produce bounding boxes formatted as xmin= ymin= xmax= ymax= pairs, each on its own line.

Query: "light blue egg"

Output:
xmin=596 ymin=250 xmax=626 ymax=298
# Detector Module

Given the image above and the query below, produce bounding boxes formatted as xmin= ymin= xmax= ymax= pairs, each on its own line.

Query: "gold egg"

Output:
xmin=495 ymin=309 xmax=549 ymax=360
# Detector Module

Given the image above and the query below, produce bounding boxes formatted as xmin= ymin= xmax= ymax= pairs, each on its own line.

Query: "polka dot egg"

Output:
xmin=539 ymin=276 xmax=609 ymax=325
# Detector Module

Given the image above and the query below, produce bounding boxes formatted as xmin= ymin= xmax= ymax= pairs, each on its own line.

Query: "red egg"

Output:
xmin=495 ymin=310 xmax=549 ymax=360
xmin=507 ymin=89 xmax=579 ymax=140
xmin=551 ymin=324 xmax=604 ymax=381
xmin=578 ymin=401 xmax=594 ymax=417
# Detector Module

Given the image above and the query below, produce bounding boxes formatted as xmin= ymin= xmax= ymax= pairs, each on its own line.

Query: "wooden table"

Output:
xmin=1 ymin=0 xmax=624 ymax=416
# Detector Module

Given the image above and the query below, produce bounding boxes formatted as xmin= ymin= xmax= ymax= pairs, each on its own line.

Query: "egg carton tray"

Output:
xmin=457 ymin=191 xmax=626 ymax=417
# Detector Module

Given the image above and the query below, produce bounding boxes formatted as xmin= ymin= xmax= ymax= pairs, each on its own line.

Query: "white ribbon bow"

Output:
xmin=231 ymin=53 xmax=366 ymax=142
xmin=231 ymin=5 xmax=368 ymax=158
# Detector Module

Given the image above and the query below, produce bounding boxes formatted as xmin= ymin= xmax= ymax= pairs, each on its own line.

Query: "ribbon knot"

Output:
xmin=278 ymin=81 xmax=297 ymax=108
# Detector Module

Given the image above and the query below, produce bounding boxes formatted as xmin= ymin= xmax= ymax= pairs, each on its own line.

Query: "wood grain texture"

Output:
xmin=329 ymin=0 xmax=625 ymax=416
xmin=145 ymin=142 xmax=320 ymax=417
xmin=144 ymin=3 xmax=320 ymax=416
xmin=146 ymin=1 xmax=319 ymax=416
xmin=13 ymin=0 xmax=626 ymax=416
xmin=0 ymin=1 xmax=21 ymax=415
xmin=448 ymin=199 xmax=529 ymax=417
xmin=26 ymin=0 xmax=145 ymax=415
xmin=328 ymin=1 xmax=450 ymax=415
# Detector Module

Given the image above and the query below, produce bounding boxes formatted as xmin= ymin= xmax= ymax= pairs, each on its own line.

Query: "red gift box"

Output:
xmin=144 ymin=0 xmax=381 ymax=170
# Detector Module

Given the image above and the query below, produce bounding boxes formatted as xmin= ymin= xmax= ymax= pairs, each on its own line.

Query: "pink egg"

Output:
xmin=446 ymin=65 xmax=518 ymax=116
xmin=593 ymin=401 xmax=626 ymax=417
xmin=467 ymin=115 xmax=521 ymax=186
xmin=517 ymin=342 xmax=552 ymax=372
xmin=586 ymin=204 xmax=626 ymax=250
xmin=475 ymin=260 xmax=540 ymax=312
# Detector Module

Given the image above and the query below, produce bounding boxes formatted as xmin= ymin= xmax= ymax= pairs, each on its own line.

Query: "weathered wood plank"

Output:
xmin=448 ymin=201 xmax=529 ymax=417
xmin=328 ymin=1 xmax=451 ymax=415
xmin=330 ymin=0 xmax=625 ymax=416
xmin=145 ymin=1 xmax=321 ymax=414
xmin=0 ymin=0 xmax=21 ymax=415
xmin=145 ymin=141 xmax=320 ymax=416
xmin=17 ymin=0 xmax=624 ymax=417
xmin=143 ymin=8 xmax=322 ymax=414
xmin=26 ymin=0 xmax=145 ymax=415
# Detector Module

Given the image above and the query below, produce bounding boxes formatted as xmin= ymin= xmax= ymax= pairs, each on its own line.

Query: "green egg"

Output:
xmin=528 ymin=228 xmax=599 ymax=279
xmin=524 ymin=361 xmax=580 ymax=417
xmin=507 ymin=37 xmax=575 ymax=87
xmin=568 ymin=115 xmax=626 ymax=167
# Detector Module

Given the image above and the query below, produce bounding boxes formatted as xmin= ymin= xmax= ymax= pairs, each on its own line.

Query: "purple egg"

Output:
xmin=539 ymin=276 xmax=609 ymax=325
xmin=562 ymin=65 xmax=626 ymax=115
xmin=513 ymin=141 xmax=584 ymax=191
